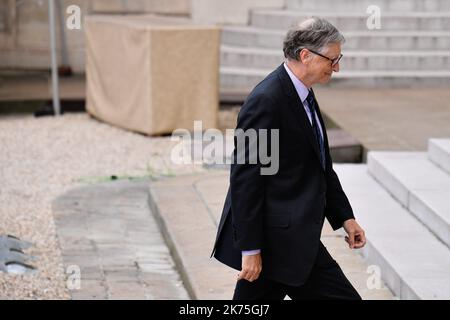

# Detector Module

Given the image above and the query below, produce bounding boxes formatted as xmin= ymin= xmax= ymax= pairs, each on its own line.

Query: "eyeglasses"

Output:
xmin=307 ymin=49 xmax=343 ymax=67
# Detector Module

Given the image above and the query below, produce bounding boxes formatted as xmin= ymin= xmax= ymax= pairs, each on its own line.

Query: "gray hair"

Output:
xmin=283 ymin=17 xmax=345 ymax=61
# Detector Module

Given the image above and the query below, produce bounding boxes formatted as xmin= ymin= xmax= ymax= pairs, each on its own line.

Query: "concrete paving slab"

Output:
xmin=314 ymin=88 xmax=450 ymax=153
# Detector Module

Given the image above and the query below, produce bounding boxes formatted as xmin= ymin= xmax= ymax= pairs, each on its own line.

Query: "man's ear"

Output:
xmin=299 ymin=49 xmax=310 ymax=65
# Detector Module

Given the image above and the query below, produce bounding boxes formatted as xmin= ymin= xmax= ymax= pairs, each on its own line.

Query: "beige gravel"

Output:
xmin=0 ymin=113 xmax=205 ymax=299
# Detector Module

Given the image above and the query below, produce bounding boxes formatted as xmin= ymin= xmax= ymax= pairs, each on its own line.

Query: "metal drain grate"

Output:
xmin=0 ymin=235 xmax=37 ymax=274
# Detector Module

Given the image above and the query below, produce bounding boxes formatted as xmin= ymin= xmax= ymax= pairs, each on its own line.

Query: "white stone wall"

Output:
xmin=92 ymin=0 xmax=190 ymax=15
xmin=191 ymin=0 xmax=285 ymax=25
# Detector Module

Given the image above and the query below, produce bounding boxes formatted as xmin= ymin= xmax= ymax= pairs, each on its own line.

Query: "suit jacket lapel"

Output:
xmin=276 ymin=64 xmax=325 ymax=172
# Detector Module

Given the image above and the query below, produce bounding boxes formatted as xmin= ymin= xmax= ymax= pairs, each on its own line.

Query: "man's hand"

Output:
xmin=343 ymin=219 xmax=366 ymax=249
xmin=238 ymin=253 xmax=262 ymax=282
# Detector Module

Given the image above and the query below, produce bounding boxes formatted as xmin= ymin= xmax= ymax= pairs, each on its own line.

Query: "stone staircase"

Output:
xmin=334 ymin=138 xmax=450 ymax=299
xmin=220 ymin=0 xmax=450 ymax=95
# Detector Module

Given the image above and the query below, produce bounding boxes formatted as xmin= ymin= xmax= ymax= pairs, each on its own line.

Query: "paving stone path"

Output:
xmin=53 ymin=179 xmax=190 ymax=300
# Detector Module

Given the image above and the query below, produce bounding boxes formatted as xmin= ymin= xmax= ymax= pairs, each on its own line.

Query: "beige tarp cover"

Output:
xmin=85 ymin=14 xmax=220 ymax=135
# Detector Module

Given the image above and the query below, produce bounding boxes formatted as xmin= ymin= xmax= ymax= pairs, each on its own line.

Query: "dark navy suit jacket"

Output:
xmin=211 ymin=64 xmax=354 ymax=286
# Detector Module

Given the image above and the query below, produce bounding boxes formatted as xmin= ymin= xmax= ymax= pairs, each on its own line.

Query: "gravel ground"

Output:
xmin=0 ymin=113 xmax=205 ymax=299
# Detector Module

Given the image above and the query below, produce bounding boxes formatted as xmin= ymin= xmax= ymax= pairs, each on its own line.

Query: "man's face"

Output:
xmin=308 ymin=42 xmax=342 ymax=85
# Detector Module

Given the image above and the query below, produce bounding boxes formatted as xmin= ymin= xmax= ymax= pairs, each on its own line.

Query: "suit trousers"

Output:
xmin=233 ymin=242 xmax=362 ymax=300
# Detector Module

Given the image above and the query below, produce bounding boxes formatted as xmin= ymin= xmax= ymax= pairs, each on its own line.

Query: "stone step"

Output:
xmin=428 ymin=138 xmax=450 ymax=175
xmin=286 ymin=0 xmax=450 ymax=12
xmin=221 ymin=27 xmax=450 ymax=50
xmin=221 ymin=46 xmax=450 ymax=71
xmin=334 ymin=164 xmax=450 ymax=299
xmin=250 ymin=10 xmax=450 ymax=31
xmin=367 ymin=151 xmax=450 ymax=248
xmin=220 ymin=66 xmax=450 ymax=91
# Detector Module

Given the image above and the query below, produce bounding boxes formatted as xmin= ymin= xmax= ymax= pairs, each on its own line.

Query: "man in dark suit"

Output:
xmin=211 ymin=17 xmax=367 ymax=300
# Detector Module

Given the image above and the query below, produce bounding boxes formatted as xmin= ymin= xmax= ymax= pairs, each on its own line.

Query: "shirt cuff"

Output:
xmin=242 ymin=249 xmax=261 ymax=256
